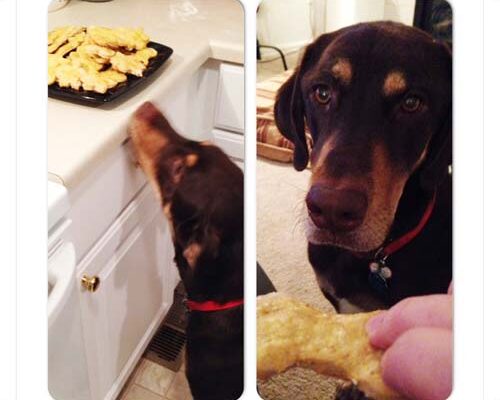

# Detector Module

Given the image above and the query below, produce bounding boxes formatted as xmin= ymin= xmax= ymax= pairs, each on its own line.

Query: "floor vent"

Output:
xmin=144 ymin=282 xmax=188 ymax=371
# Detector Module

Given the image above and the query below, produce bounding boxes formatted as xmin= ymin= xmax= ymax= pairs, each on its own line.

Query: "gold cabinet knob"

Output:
xmin=81 ymin=275 xmax=100 ymax=293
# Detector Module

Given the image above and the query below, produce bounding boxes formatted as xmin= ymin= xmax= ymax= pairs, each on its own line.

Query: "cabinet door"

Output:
xmin=212 ymin=128 xmax=244 ymax=163
xmin=78 ymin=186 xmax=178 ymax=400
xmin=214 ymin=63 xmax=244 ymax=133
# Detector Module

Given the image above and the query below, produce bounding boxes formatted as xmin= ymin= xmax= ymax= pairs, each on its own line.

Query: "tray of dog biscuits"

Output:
xmin=48 ymin=26 xmax=173 ymax=105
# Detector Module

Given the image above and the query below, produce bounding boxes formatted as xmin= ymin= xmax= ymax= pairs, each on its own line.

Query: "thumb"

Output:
xmin=381 ymin=327 xmax=452 ymax=400
xmin=366 ymin=294 xmax=452 ymax=349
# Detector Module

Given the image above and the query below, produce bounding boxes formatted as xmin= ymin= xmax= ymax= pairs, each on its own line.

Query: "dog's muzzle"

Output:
xmin=306 ymin=184 xmax=368 ymax=232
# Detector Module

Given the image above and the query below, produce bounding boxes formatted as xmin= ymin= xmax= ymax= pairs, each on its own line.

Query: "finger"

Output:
xmin=381 ymin=327 xmax=452 ymax=400
xmin=447 ymin=281 xmax=453 ymax=294
xmin=366 ymin=294 xmax=452 ymax=349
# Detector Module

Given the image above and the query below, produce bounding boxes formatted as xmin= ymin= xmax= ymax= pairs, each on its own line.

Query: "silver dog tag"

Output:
xmin=368 ymin=259 xmax=392 ymax=300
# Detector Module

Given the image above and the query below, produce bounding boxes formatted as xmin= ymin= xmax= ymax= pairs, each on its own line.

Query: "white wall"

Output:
xmin=324 ymin=0 xmax=416 ymax=31
xmin=382 ymin=0 xmax=416 ymax=26
xmin=257 ymin=0 xmax=313 ymax=57
xmin=257 ymin=0 xmax=416 ymax=58
xmin=325 ymin=0 xmax=386 ymax=31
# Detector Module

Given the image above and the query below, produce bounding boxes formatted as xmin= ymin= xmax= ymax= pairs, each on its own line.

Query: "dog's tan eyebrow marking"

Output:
xmin=331 ymin=58 xmax=352 ymax=85
xmin=186 ymin=153 xmax=198 ymax=167
xmin=383 ymin=71 xmax=407 ymax=96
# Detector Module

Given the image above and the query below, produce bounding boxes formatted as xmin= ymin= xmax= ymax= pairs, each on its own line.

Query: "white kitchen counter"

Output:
xmin=48 ymin=0 xmax=244 ymax=189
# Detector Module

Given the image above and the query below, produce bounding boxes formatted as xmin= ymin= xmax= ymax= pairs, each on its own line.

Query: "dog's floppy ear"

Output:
xmin=274 ymin=32 xmax=340 ymax=171
xmin=274 ymin=73 xmax=307 ymax=170
xmin=419 ymin=42 xmax=452 ymax=191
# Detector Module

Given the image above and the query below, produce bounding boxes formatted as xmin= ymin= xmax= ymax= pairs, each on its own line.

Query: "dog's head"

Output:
xmin=128 ymin=102 xmax=243 ymax=276
xmin=275 ymin=21 xmax=451 ymax=252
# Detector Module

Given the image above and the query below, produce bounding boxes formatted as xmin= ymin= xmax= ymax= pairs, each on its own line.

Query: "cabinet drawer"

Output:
xmin=77 ymin=185 xmax=178 ymax=400
xmin=214 ymin=63 xmax=244 ymax=133
xmin=67 ymin=141 xmax=147 ymax=263
xmin=212 ymin=128 xmax=244 ymax=161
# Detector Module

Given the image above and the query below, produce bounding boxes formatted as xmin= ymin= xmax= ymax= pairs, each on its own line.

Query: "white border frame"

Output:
xmin=1 ymin=0 xmax=496 ymax=399
xmin=483 ymin=0 xmax=499 ymax=399
xmin=0 ymin=0 xmax=17 ymax=398
xmin=452 ymin=0 xmax=484 ymax=398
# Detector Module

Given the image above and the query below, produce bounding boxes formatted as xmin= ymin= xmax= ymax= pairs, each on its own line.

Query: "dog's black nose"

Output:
xmin=306 ymin=185 xmax=367 ymax=232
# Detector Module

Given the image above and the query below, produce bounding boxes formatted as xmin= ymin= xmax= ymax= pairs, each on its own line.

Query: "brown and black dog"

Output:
xmin=275 ymin=21 xmax=452 ymax=313
xmin=129 ymin=102 xmax=243 ymax=400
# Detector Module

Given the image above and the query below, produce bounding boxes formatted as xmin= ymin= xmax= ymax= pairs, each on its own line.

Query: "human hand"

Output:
xmin=366 ymin=293 xmax=453 ymax=400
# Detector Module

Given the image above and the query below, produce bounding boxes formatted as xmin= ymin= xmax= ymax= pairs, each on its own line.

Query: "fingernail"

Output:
xmin=366 ymin=312 xmax=386 ymax=337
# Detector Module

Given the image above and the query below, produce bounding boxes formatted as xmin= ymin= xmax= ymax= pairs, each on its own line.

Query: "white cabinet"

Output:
xmin=212 ymin=129 xmax=244 ymax=163
xmin=212 ymin=63 xmax=244 ymax=165
xmin=66 ymin=142 xmax=147 ymax=264
xmin=214 ymin=63 xmax=245 ymax=134
xmin=77 ymin=185 xmax=178 ymax=400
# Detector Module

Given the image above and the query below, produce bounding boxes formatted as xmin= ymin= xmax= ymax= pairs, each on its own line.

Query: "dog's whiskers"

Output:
xmin=292 ymin=206 xmax=309 ymax=236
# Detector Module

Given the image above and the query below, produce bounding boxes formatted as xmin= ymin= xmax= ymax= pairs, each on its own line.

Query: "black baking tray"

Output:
xmin=48 ymin=41 xmax=173 ymax=105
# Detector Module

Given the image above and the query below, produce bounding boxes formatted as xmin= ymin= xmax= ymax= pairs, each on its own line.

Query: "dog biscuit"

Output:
xmin=68 ymin=51 xmax=105 ymax=72
xmin=110 ymin=51 xmax=148 ymax=77
xmin=80 ymin=69 xmax=127 ymax=93
xmin=48 ymin=26 xmax=157 ymax=93
xmin=87 ymin=26 xmax=149 ymax=51
xmin=48 ymin=26 xmax=85 ymax=54
xmin=48 ymin=26 xmax=67 ymax=46
xmin=78 ymin=44 xmax=116 ymax=61
xmin=55 ymin=32 xmax=86 ymax=57
xmin=54 ymin=64 xmax=83 ymax=91
xmin=48 ymin=54 xmax=70 ymax=85
xmin=134 ymin=47 xmax=158 ymax=65
xmin=257 ymin=293 xmax=406 ymax=400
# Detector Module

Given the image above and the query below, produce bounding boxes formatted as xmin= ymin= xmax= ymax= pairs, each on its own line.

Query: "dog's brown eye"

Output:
xmin=314 ymin=85 xmax=331 ymax=105
xmin=401 ymin=95 xmax=422 ymax=112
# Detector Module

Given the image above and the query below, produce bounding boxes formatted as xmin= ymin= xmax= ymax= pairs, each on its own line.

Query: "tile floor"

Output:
xmin=257 ymin=50 xmax=301 ymax=82
xmin=118 ymin=357 xmax=192 ymax=400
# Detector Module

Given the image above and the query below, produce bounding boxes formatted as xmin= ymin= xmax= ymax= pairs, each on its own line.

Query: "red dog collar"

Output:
xmin=368 ymin=192 xmax=437 ymax=299
xmin=380 ymin=191 xmax=437 ymax=258
xmin=186 ymin=299 xmax=244 ymax=312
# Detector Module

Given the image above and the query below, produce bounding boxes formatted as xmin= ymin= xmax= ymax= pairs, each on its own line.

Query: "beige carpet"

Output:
xmin=257 ymin=158 xmax=332 ymax=311
xmin=257 ymin=158 xmax=344 ymax=399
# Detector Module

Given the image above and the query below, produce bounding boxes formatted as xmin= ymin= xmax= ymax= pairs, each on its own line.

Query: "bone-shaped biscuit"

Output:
xmin=134 ymin=47 xmax=158 ymax=65
xmin=80 ymin=69 xmax=127 ymax=94
xmin=48 ymin=54 xmax=70 ymax=85
xmin=48 ymin=26 xmax=158 ymax=94
xmin=110 ymin=51 xmax=148 ymax=77
xmin=78 ymin=44 xmax=116 ymax=61
xmin=257 ymin=293 xmax=406 ymax=400
xmin=48 ymin=26 xmax=66 ymax=46
xmin=87 ymin=26 xmax=149 ymax=51
xmin=54 ymin=64 xmax=83 ymax=91
xmin=55 ymin=32 xmax=86 ymax=57
xmin=48 ymin=26 xmax=85 ymax=54
xmin=68 ymin=51 xmax=104 ymax=73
